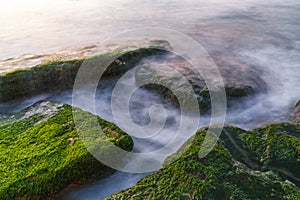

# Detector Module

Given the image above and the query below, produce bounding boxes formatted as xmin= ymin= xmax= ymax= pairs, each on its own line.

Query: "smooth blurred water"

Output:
xmin=0 ymin=0 xmax=299 ymax=60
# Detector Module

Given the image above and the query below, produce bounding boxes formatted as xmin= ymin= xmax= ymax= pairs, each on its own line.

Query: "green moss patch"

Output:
xmin=0 ymin=102 xmax=133 ymax=199
xmin=107 ymin=123 xmax=300 ymax=200
xmin=0 ymin=48 xmax=167 ymax=103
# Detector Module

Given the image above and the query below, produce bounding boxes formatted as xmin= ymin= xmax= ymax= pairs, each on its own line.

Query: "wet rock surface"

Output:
xmin=135 ymin=54 xmax=268 ymax=112
xmin=294 ymin=100 xmax=300 ymax=124
xmin=0 ymin=101 xmax=64 ymax=126
xmin=0 ymin=40 xmax=170 ymax=103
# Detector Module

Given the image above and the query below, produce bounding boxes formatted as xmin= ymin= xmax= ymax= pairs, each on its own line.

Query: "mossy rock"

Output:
xmin=135 ymin=60 xmax=267 ymax=113
xmin=0 ymin=101 xmax=133 ymax=200
xmin=107 ymin=123 xmax=300 ymax=200
xmin=0 ymin=45 xmax=168 ymax=103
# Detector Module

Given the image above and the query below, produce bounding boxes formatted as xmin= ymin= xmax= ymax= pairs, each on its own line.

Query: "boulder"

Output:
xmin=0 ymin=101 xmax=133 ymax=199
xmin=135 ymin=56 xmax=267 ymax=112
xmin=0 ymin=40 xmax=171 ymax=103
xmin=107 ymin=122 xmax=300 ymax=199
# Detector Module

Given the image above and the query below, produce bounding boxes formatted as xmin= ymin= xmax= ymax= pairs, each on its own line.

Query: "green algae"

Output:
xmin=0 ymin=102 xmax=133 ymax=200
xmin=0 ymin=47 xmax=167 ymax=103
xmin=107 ymin=123 xmax=300 ymax=200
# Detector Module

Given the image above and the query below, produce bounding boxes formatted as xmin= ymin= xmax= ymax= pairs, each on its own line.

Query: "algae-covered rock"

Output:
xmin=0 ymin=101 xmax=133 ymax=200
xmin=0 ymin=101 xmax=64 ymax=127
xmin=135 ymin=58 xmax=267 ymax=112
xmin=0 ymin=41 xmax=170 ymax=103
xmin=107 ymin=123 xmax=300 ymax=200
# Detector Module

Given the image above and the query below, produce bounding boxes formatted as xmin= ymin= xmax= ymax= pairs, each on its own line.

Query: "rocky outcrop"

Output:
xmin=0 ymin=101 xmax=133 ymax=199
xmin=135 ymin=56 xmax=267 ymax=112
xmin=107 ymin=123 xmax=300 ymax=199
xmin=294 ymin=100 xmax=300 ymax=124
xmin=0 ymin=40 xmax=170 ymax=103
